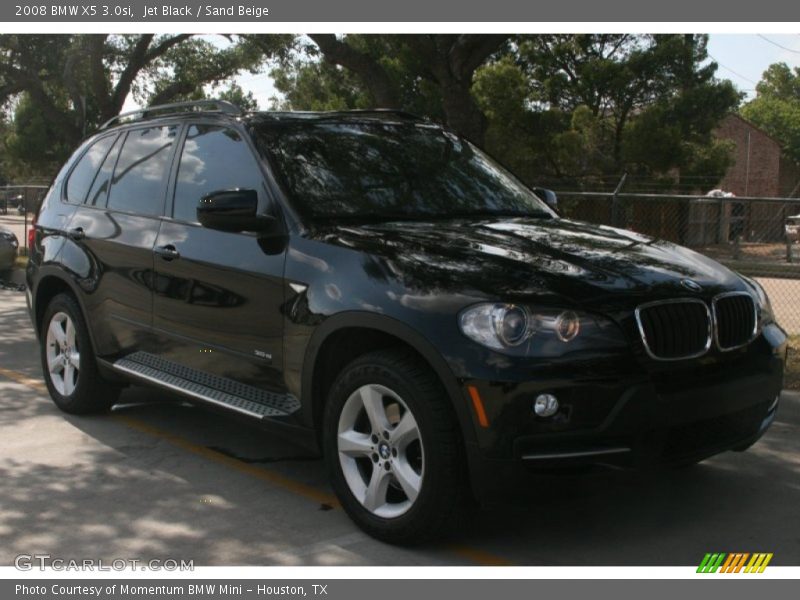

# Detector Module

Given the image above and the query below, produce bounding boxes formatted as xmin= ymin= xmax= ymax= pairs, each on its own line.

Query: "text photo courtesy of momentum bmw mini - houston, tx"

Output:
xmin=1 ymin=2 xmax=800 ymax=593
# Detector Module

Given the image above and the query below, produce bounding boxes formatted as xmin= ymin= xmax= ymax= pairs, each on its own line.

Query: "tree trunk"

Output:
xmin=308 ymin=34 xmax=401 ymax=109
xmin=440 ymin=80 xmax=487 ymax=145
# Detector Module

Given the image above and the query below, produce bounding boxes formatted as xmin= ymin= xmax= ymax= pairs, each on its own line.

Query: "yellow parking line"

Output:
xmin=446 ymin=545 xmax=516 ymax=566
xmin=113 ymin=414 xmax=340 ymax=507
xmin=0 ymin=367 xmax=515 ymax=566
xmin=0 ymin=366 xmax=48 ymax=393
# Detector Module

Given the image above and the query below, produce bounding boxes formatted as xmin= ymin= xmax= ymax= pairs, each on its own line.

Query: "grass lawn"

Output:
xmin=787 ymin=336 xmax=800 ymax=391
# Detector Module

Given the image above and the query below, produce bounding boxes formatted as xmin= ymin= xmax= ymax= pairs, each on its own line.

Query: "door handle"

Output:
xmin=154 ymin=244 xmax=180 ymax=261
xmin=67 ymin=227 xmax=85 ymax=240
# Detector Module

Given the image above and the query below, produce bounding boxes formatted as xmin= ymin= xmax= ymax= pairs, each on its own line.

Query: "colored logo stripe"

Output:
xmin=697 ymin=553 xmax=773 ymax=573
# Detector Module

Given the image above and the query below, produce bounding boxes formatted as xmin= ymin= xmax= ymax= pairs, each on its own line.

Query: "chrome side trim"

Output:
xmin=634 ymin=298 xmax=713 ymax=361
xmin=521 ymin=447 xmax=631 ymax=461
xmin=711 ymin=291 xmax=759 ymax=352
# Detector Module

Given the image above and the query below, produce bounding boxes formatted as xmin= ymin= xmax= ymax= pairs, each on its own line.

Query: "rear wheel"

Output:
xmin=40 ymin=293 xmax=121 ymax=414
xmin=324 ymin=349 xmax=468 ymax=544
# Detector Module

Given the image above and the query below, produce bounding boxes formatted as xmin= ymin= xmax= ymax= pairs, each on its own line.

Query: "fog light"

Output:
xmin=533 ymin=393 xmax=559 ymax=417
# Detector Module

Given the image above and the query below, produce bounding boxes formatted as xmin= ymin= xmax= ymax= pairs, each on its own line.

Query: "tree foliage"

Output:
xmin=0 ymin=34 xmax=286 ymax=179
xmin=741 ymin=63 xmax=800 ymax=164
xmin=271 ymin=34 xmax=508 ymax=144
xmin=272 ymin=34 xmax=738 ymax=192
xmin=1 ymin=33 xmax=742 ymax=192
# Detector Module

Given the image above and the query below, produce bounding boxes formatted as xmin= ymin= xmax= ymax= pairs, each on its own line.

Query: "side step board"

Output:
xmin=112 ymin=351 xmax=300 ymax=419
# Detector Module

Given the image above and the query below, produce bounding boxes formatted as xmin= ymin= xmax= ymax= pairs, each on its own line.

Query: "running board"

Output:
xmin=112 ymin=351 xmax=300 ymax=419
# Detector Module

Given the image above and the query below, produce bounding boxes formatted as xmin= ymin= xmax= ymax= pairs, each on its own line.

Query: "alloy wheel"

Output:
xmin=337 ymin=384 xmax=425 ymax=518
xmin=45 ymin=312 xmax=80 ymax=396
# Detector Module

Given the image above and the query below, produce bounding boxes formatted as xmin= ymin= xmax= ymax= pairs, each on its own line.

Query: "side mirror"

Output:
xmin=197 ymin=189 xmax=276 ymax=233
xmin=533 ymin=187 xmax=558 ymax=212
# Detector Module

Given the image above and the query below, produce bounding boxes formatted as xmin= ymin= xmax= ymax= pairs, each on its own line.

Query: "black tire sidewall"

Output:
xmin=40 ymin=293 xmax=117 ymax=414
xmin=323 ymin=352 xmax=462 ymax=543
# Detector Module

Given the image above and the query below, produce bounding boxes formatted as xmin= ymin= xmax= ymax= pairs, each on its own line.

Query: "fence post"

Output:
xmin=788 ymin=235 xmax=795 ymax=264
xmin=611 ymin=172 xmax=628 ymax=228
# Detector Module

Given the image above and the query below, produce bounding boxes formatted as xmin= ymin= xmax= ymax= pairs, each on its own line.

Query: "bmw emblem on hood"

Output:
xmin=680 ymin=279 xmax=703 ymax=292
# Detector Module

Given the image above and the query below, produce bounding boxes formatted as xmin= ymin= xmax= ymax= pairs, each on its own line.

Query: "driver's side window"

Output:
xmin=172 ymin=124 xmax=265 ymax=223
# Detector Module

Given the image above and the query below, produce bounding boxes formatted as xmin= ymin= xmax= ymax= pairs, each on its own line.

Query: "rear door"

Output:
xmin=66 ymin=123 xmax=180 ymax=356
xmin=151 ymin=121 xmax=287 ymax=391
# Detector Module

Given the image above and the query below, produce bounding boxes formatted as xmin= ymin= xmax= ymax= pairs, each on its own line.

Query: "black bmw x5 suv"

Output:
xmin=27 ymin=100 xmax=786 ymax=543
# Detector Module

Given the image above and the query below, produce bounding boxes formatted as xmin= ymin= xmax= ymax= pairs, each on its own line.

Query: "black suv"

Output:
xmin=27 ymin=101 xmax=786 ymax=543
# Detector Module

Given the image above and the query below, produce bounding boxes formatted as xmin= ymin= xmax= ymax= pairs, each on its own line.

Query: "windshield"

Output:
xmin=252 ymin=120 xmax=553 ymax=221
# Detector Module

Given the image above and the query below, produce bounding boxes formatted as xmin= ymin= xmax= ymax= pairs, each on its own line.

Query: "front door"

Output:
xmin=151 ymin=122 xmax=287 ymax=392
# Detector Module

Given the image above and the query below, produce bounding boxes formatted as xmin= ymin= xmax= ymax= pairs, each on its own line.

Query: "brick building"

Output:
xmin=711 ymin=114 xmax=800 ymax=242
xmin=715 ymin=113 xmax=799 ymax=198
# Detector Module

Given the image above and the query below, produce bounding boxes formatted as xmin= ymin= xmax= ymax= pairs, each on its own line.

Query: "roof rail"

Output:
xmin=99 ymin=99 xmax=243 ymax=130
xmin=335 ymin=109 xmax=426 ymax=121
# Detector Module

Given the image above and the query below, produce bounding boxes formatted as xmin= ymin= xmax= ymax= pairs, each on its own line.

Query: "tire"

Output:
xmin=323 ymin=348 xmax=469 ymax=544
xmin=40 ymin=293 xmax=121 ymax=414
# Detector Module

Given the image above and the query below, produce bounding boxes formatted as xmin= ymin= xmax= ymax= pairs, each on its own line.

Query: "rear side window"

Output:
xmin=64 ymin=135 xmax=117 ymax=204
xmin=172 ymin=124 xmax=265 ymax=223
xmin=107 ymin=125 xmax=179 ymax=216
xmin=85 ymin=134 xmax=123 ymax=206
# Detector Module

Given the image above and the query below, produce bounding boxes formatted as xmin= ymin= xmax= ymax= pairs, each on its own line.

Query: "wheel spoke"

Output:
xmin=393 ymin=460 xmax=422 ymax=503
xmin=63 ymin=364 xmax=76 ymax=395
xmin=47 ymin=352 xmax=64 ymax=374
xmin=390 ymin=411 xmax=419 ymax=447
xmin=68 ymin=351 xmax=80 ymax=369
xmin=338 ymin=430 xmax=373 ymax=457
xmin=49 ymin=320 xmax=66 ymax=346
xmin=360 ymin=385 xmax=390 ymax=433
xmin=65 ymin=319 xmax=76 ymax=347
xmin=363 ymin=464 xmax=391 ymax=512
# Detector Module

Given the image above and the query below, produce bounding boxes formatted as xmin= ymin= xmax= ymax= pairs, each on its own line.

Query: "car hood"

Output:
xmin=309 ymin=217 xmax=745 ymax=309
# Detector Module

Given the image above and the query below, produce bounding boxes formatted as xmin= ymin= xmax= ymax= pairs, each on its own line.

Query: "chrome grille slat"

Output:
xmin=635 ymin=292 xmax=758 ymax=361
xmin=635 ymin=298 xmax=712 ymax=361
xmin=713 ymin=292 xmax=758 ymax=351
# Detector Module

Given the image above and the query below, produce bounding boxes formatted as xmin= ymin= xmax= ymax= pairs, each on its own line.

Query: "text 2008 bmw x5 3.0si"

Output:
xmin=26 ymin=101 xmax=786 ymax=544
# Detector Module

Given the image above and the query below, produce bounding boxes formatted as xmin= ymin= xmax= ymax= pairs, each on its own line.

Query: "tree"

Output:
xmin=3 ymin=93 xmax=74 ymax=178
xmin=513 ymin=34 xmax=740 ymax=186
xmin=1 ymin=34 xmax=282 ymax=178
xmin=741 ymin=63 xmax=800 ymax=164
xmin=274 ymin=34 xmax=509 ymax=145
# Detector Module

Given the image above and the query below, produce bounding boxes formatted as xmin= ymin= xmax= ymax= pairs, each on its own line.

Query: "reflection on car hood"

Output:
xmin=311 ymin=217 xmax=745 ymax=307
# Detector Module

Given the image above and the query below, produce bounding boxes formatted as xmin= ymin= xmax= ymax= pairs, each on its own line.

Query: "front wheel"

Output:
xmin=323 ymin=349 xmax=468 ymax=544
xmin=40 ymin=293 xmax=121 ymax=414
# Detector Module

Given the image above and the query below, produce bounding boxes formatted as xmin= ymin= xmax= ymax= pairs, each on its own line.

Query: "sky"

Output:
xmin=123 ymin=33 xmax=800 ymax=113
xmin=707 ymin=34 xmax=800 ymax=99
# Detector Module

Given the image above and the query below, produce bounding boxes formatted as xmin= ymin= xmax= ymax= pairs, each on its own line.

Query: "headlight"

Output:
xmin=458 ymin=303 xmax=625 ymax=356
xmin=458 ymin=304 xmax=532 ymax=350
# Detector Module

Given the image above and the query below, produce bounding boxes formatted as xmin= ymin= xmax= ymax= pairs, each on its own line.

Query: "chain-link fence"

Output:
xmin=0 ymin=185 xmax=47 ymax=254
xmin=556 ymin=191 xmax=800 ymax=336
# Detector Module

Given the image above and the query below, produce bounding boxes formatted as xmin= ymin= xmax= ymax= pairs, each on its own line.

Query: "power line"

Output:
xmin=707 ymin=54 xmax=759 ymax=85
xmin=757 ymin=34 xmax=800 ymax=55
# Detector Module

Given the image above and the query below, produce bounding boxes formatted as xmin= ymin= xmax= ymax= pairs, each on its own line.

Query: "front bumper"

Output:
xmin=462 ymin=323 xmax=786 ymax=504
